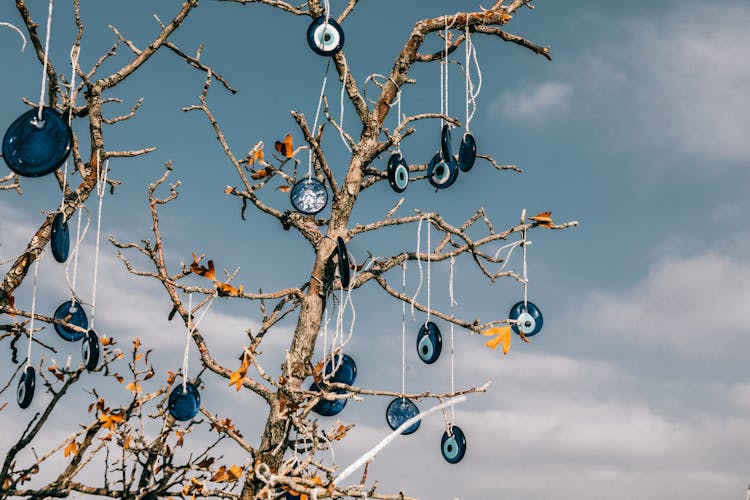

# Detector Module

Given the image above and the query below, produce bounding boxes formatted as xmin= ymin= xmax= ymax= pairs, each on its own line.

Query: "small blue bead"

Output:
xmin=168 ymin=382 xmax=201 ymax=421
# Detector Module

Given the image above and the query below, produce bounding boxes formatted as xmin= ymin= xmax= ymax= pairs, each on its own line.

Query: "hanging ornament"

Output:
xmin=386 ymin=397 xmax=420 ymax=435
xmin=311 ymin=353 xmax=357 ymax=416
xmin=310 ymin=381 xmax=347 ymax=417
xmin=53 ymin=300 xmax=88 ymax=342
xmin=168 ymin=382 xmax=201 ymax=421
xmin=17 ymin=365 xmax=36 ymax=409
xmin=440 ymin=425 xmax=467 ymax=464
xmin=427 ymin=152 xmax=459 ymax=189
xmin=2 ymin=107 xmax=72 ymax=177
xmin=290 ymin=178 xmax=328 ymax=215
xmin=50 ymin=212 xmax=70 ymax=263
xmin=458 ymin=133 xmax=476 ymax=172
xmin=509 ymin=300 xmax=544 ymax=337
xmin=337 ymin=237 xmax=350 ymax=289
xmin=416 ymin=321 xmax=442 ymax=364
xmin=440 ymin=124 xmax=452 ymax=162
xmin=386 ymin=152 xmax=409 ymax=193
xmin=307 ymin=16 xmax=345 ymax=57
xmin=81 ymin=329 xmax=100 ymax=371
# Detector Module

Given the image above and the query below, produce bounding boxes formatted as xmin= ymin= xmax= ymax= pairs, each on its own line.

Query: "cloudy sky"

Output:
xmin=1 ymin=0 xmax=750 ymax=499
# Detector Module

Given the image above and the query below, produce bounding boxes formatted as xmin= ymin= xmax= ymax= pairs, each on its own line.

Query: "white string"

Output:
xmin=308 ymin=59 xmax=331 ymax=180
xmin=65 ymin=206 xmax=90 ymax=305
xmin=523 ymin=223 xmax=528 ymax=307
xmin=409 ymin=217 xmax=425 ymax=319
xmin=467 ymin=38 xmax=482 ymax=132
xmin=401 ymin=260 xmax=406 ymax=396
xmin=322 ymin=303 xmax=329 ymax=369
xmin=338 ymin=64 xmax=351 ymax=152
xmin=26 ymin=259 xmax=41 ymax=368
xmin=448 ymin=256 xmax=456 ymax=424
xmin=395 ymin=88 xmax=402 ymax=153
xmin=426 ymin=219 xmax=431 ymax=324
xmin=439 ymin=40 xmax=444 ymax=129
xmin=0 ymin=22 xmax=27 ymax=52
xmin=37 ymin=0 xmax=54 ymax=121
xmin=183 ymin=294 xmax=214 ymax=392
xmin=443 ymin=18 xmax=449 ymax=125
xmin=90 ymin=154 xmax=108 ymax=331
xmin=58 ymin=46 xmax=81 ymax=216
xmin=322 ymin=0 xmax=331 ymax=23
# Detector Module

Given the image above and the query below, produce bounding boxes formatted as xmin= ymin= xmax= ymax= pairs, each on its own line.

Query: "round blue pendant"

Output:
xmin=458 ymin=133 xmax=476 ymax=172
xmin=416 ymin=321 xmax=442 ymax=364
xmin=427 ymin=152 xmax=459 ymax=189
xmin=509 ymin=300 xmax=544 ymax=337
xmin=440 ymin=124 xmax=452 ymax=161
xmin=337 ymin=237 xmax=350 ymax=289
xmin=2 ymin=107 xmax=72 ymax=177
xmin=386 ymin=397 xmax=420 ymax=435
xmin=441 ymin=425 xmax=467 ymax=464
xmin=50 ymin=212 xmax=70 ymax=263
xmin=325 ymin=353 xmax=357 ymax=386
xmin=387 ymin=152 xmax=409 ymax=193
xmin=307 ymin=16 xmax=345 ymax=56
xmin=310 ymin=381 xmax=347 ymax=417
xmin=81 ymin=329 xmax=100 ymax=371
xmin=290 ymin=178 xmax=328 ymax=215
xmin=17 ymin=365 xmax=35 ymax=409
xmin=168 ymin=382 xmax=201 ymax=421
xmin=53 ymin=300 xmax=88 ymax=342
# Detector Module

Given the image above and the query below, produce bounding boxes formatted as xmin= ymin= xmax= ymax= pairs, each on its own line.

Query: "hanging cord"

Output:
xmin=448 ymin=256 xmax=457 ymax=424
xmin=90 ymin=153 xmax=108 ymax=331
xmin=493 ymin=239 xmax=524 ymax=275
xmin=0 ymin=21 xmax=27 ymax=52
xmin=462 ymin=17 xmax=483 ymax=134
xmin=395 ymin=87 xmax=402 ymax=153
xmin=410 ymin=217 xmax=426 ymax=319
xmin=308 ymin=59 xmax=331 ymax=180
xmin=401 ymin=260 xmax=407 ymax=396
xmin=64 ymin=206 xmax=91 ymax=305
xmin=522 ymin=210 xmax=528 ymax=307
xmin=338 ymin=64 xmax=351 ymax=152
xmin=25 ymin=259 xmax=41 ymax=368
xmin=58 ymin=46 xmax=81 ymax=217
xmin=425 ymin=219 xmax=431 ymax=325
xmin=182 ymin=293 xmax=214 ymax=392
xmin=37 ymin=0 xmax=54 ymax=121
xmin=322 ymin=0 xmax=331 ymax=23
xmin=443 ymin=17 xmax=449 ymax=127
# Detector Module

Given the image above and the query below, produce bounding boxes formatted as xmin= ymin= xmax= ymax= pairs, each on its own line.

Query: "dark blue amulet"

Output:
xmin=307 ymin=16 xmax=345 ymax=56
xmin=81 ymin=329 xmax=100 ymax=371
xmin=50 ymin=212 xmax=70 ymax=263
xmin=325 ymin=353 xmax=357 ymax=386
xmin=416 ymin=321 xmax=442 ymax=364
xmin=427 ymin=152 xmax=459 ymax=189
xmin=2 ymin=107 xmax=72 ymax=177
xmin=386 ymin=397 xmax=420 ymax=435
xmin=53 ymin=300 xmax=88 ymax=342
xmin=310 ymin=381 xmax=347 ymax=417
xmin=290 ymin=178 xmax=328 ymax=215
xmin=441 ymin=425 xmax=467 ymax=464
xmin=458 ymin=133 xmax=477 ymax=172
xmin=337 ymin=237 xmax=351 ymax=289
xmin=440 ymin=124 xmax=452 ymax=161
xmin=387 ymin=152 xmax=409 ymax=193
xmin=168 ymin=382 xmax=201 ymax=421
xmin=509 ymin=300 xmax=544 ymax=337
xmin=17 ymin=365 xmax=36 ymax=409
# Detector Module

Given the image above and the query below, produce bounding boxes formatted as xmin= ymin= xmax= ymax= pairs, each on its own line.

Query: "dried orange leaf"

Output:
xmin=190 ymin=256 xmax=216 ymax=281
xmin=0 ymin=402 xmax=7 ymax=413
xmin=125 ymin=381 xmax=142 ymax=394
xmin=228 ymin=353 xmax=250 ymax=391
xmin=276 ymin=184 xmax=291 ymax=193
xmin=64 ymin=439 xmax=78 ymax=458
xmin=47 ymin=362 xmax=65 ymax=381
xmin=101 ymin=336 xmax=115 ymax=346
xmin=251 ymin=167 xmax=273 ymax=180
xmin=274 ymin=134 xmax=294 ymax=158
xmin=123 ymin=435 xmax=131 ymax=449
xmin=217 ymin=281 xmax=243 ymax=297
xmin=248 ymin=148 xmax=264 ymax=166
xmin=481 ymin=326 xmax=512 ymax=355
xmin=528 ymin=210 xmax=554 ymax=227
xmin=99 ymin=412 xmax=124 ymax=431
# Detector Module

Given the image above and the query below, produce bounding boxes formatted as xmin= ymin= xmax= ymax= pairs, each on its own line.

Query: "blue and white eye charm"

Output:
xmin=307 ymin=16 xmax=345 ymax=57
xmin=337 ymin=237 xmax=351 ymax=289
xmin=386 ymin=152 xmax=409 ymax=193
xmin=168 ymin=382 xmax=201 ymax=421
xmin=2 ymin=107 xmax=72 ymax=177
xmin=53 ymin=300 xmax=88 ymax=342
xmin=17 ymin=365 xmax=36 ymax=409
xmin=81 ymin=329 xmax=100 ymax=371
xmin=427 ymin=152 xmax=459 ymax=189
xmin=386 ymin=397 xmax=420 ymax=435
xmin=416 ymin=321 xmax=442 ymax=364
xmin=458 ymin=133 xmax=477 ymax=172
xmin=290 ymin=178 xmax=328 ymax=215
xmin=310 ymin=381 xmax=348 ymax=416
xmin=50 ymin=212 xmax=70 ymax=263
xmin=509 ymin=301 xmax=544 ymax=337
xmin=440 ymin=124 xmax=453 ymax=162
xmin=441 ymin=425 xmax=467 ymax=464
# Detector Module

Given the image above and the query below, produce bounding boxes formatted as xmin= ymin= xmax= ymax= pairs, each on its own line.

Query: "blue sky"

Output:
xmin=1 ymin=1 xmax=750 ymax=499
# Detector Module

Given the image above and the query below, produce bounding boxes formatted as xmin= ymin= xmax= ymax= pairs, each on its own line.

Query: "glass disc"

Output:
xmin=427 ymin=153 xmax=459 ymax=189
xmin=324 ymin=353 xmax=357 ymax=386
xmin=387 ymin=152 xmax=409 ymax=193
xmin=441 ymin=425 xmax=467 ymax=464
xmin=310 ymin=381 xmax=347 ymax=417
xmin=50 ymin=212 xmax=70 ymax=263
xmin=290 ymin=178 xmax=328 ymax=215
xmin=458 ymin=133 xmax=476 ymax=172
xmin=509 ymin=300 xmax=544 ymax=337
xmin=416 ymin=321 xmax=442 ymax=364
xmin=386 ymin=397 xmax=420 ymax=435
xmin=81 ymin=329 xmax=100 ymax=371
xmin=337 ymin=237 xmax=350 ymax=289
xmin=17 ymin=365 xmax=35 ymax=409
xmin=2 ymin=107 xmax=72 ymax=177
xmin=440 ymin=124 xmax=452 ymax=161
xmin=168 ymin=382 xmax=201 ymax=421
xmin=306 ymin=16 xmax=345 ymax=56
xmin=53 ymin=300 xmax=88 ymax=342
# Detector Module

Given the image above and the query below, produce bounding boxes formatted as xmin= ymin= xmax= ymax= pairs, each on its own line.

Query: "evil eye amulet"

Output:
xmin=386 ymin=397 xmax=420 ymax=435
xmin=168 ymin=382 xmax=201 ymax=421
xmin=50 ymin=212 xmax=70 ymax=263
xmin=53 ymin=300 xmax=88 ymax=342
xmin=458 ymin=133 xmax=477 ymax=172
xmin=427 ymin=153 xmax=459 ymax=189
xmin=307 ymin=16 xmax=345 ymax=56
xmin=290 ymin=178 xmax=328 ymax=215
xmin=325 ymin=353 xmax=357 ymax=386
xmin=17 ymin=365 xmax=36 ymax=409
xmin=416 ymin=321 xmax=442 ymax=364
xmin=386 ymin=152 xmax=409 ymax=193
xmin=81 ymin=329 xmax=100 ymax=371
xmin=509 ymin=300 xmax=544 ymax=337
xmin=2 ymin=107 xmax=72 ymax=177
xmin=337 ymin=237 xmax=351 ymax=289
xmin=441 ymin=425 xmax=467 ymax=464
xmin=440 ymin=124 xmax=452 ymax=161
xmin=310 ymin=381 xmax=347 ymax=417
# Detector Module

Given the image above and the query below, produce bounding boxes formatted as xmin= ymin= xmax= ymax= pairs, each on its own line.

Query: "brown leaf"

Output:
xmin=216 ymin=281 xmax=244 ymax=297
xmin=6 ymin=295 xmax=15 ymax=316
xmin=99 ymin=411 xmax=124 ymax=431
xmin=251 ymin=167 xmax=273 ymax=180
xmin=133 ymin=338 xmax=141 ymax=351
xmin=101 ymin=336 xmax=115 ymax=346
xmin=47 ymin=362 xmax=65 ymax=381
xmin=228 ymin=353 xmax=250 ymax=391
xmin=274 ymin=134 xmax=294 ymax=158
xmin=125 ymin=381 xmax=142 ymax=394
xmin=528 ymin=210 xmax=554 ymax=227
xmin=276 ymin=184 xmax=291 ymax=193
xmin=0 ymin=402 xmax=7 ymax=413
xmin=167 ymin=370 xmax=177 ymax=385
xmin=123 ymin=435 xmax=131 ymax=450
xmin=64 ymin=439 xmax=78 ymax=458
xmin=196 ymin=457 xmax=215 ymax=469
xmin=190 ymin=254 xmax=216 ymax=280
xmin=247 ymin=148 xmax=264 ymax=166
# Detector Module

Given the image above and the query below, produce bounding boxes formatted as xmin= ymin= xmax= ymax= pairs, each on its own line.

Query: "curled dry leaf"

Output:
xmin=63 ymin=439 xmax=78 ymax=458
xmin=276 ymin=184 xmax=291 ymax=193
xmin=247 ymin=147 xmax=264 ymax=166
xmin=528 ymin=210 xmax=554 ymax=227
xmin=274 ymin=134 xmax=294 ymax=158
xmin=251 ymin=167 xmax=273 ymax=180
xmin=228 ymin=353 xmax=250 ymax=391
xmin=190 ymin=254 xmax=216 ymax=280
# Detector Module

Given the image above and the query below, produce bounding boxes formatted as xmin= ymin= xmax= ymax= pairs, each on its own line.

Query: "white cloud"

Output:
xmin=491 ymin=81 xmax=572 ymax=124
